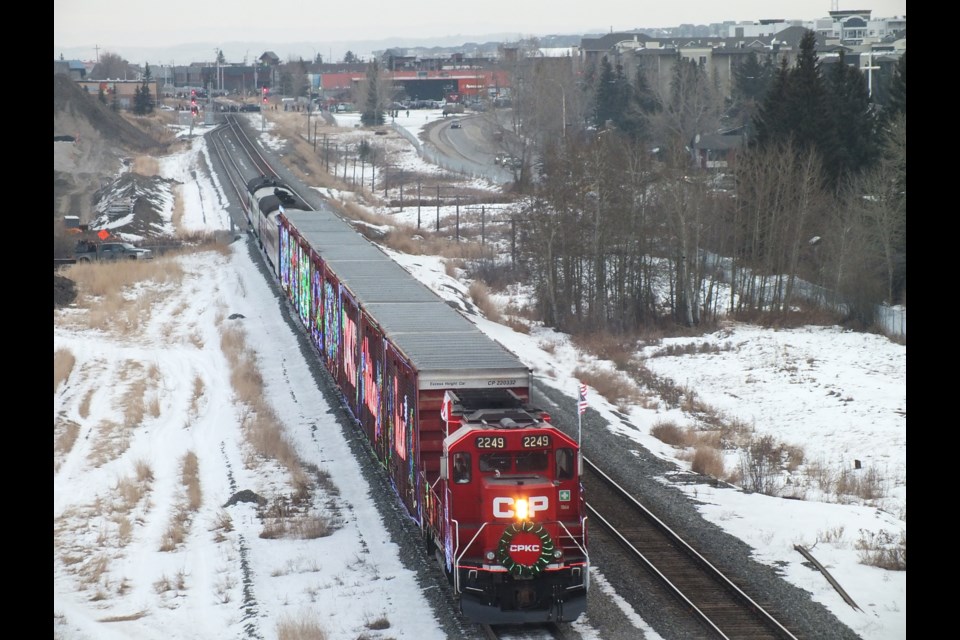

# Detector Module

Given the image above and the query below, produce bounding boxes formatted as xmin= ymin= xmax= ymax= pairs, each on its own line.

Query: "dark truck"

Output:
xmin=74 ymin=240 xmax=153 ymax=262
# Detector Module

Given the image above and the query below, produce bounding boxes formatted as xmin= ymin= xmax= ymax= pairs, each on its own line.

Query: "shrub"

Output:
xmin=469 ymin=281 xmax=501 ymax=322
xmin=856 ymin=529 xmax=906 ymax=570
xmin=277 ymin=617 xmax=327 ymax=640
xmin=650 ymin=421 xmax=687 ymax=446
xmin=690 ymin=445 xmax=726 ymax=478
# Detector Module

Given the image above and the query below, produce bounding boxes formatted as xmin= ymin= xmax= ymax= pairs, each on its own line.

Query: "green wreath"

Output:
xmin=496 ymin=521 xmax=555 ymax=577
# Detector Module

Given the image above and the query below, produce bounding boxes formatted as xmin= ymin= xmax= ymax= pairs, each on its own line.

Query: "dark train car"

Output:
xmin=245 ymin=176 xmax=311 ymax=275
xmin=249 ymin=185 xmax=589 ymax=623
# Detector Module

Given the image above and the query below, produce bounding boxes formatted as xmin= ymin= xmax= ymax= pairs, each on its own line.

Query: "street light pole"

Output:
xmin=549 ymin=79 xmax=567 ymax=139
xmin=560 ymin=83 xmax=566 ymax=139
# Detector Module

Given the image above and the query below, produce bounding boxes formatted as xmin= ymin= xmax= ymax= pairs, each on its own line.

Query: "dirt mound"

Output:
xmin=54 ymin=273 xmax=77 ymax=309
xmin=54 ymin=74 xmax=171 ymax=223
xmin=54 ymin=74 xmax=158 ymax=152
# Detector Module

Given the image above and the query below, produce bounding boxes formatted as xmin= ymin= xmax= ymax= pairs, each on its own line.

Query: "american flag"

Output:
xmin=578 ymin=383 xmax=588 ymax=415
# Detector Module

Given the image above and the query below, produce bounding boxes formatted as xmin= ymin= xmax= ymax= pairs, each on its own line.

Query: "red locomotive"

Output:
xmin=248 ymin=180 xmax=589 ymax=623
xmin=428 ymin=389 xmax=589 ymax=623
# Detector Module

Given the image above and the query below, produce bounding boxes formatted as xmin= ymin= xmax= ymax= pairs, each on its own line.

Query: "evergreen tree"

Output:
xmin=617 ymin=66 xmax=660 ymax=142
xmin=133 ymin=85 xmax=145 ymax=115
xmin=360 ymin=59 xmax=385 ymax=126
xmin=754 ymin=30 xmax=848 ymax=189
xmin=826 ymin=51 xmax=878 ymax=176
xmin=732 ymin=50 xmax=773 ymax=137
xmin=134 ymin=63 xmax=154 ymax=115
xmin=609 ymin=61 xmax=641 ymax=137
xmin=632 ymin=66 xmax=661 ymax=115
xmin=783 ymin=30 xmax=835 ymax=171
xmin=886 ymin=51 xmax=906 ymax=119
xmin=752 ymin=56 xmax=790 ymax=147
xmin=593 ymin=56 xmax=618 ymax=128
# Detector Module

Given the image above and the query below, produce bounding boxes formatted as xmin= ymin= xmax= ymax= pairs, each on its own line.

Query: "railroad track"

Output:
xmin=582 ymin=457 xmax=799 ymax=640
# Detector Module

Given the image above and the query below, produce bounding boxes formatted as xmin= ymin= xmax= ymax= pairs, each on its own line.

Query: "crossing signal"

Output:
xmin=262 ymin=87 xmax=269 ymax=104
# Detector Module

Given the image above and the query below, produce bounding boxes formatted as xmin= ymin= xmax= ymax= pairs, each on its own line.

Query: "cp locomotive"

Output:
xmin=245 ymin=176 xmax=589 ymax=623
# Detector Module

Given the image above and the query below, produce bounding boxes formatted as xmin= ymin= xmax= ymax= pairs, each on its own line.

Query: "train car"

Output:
xmin=248 ymin=181 xmax=589 ymax=623
xmin=245 ymin=176 xmax=311 ymax=274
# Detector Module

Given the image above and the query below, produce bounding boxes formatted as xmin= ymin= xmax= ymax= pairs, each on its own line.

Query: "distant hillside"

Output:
xmin=54 ymin=74 xmax=159 ymax=151
xmin=55 ymin=33 xmax=586 ymax=67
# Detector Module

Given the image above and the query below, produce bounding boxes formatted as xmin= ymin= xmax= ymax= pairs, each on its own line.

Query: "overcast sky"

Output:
xmin=54 ymin=1 xmax=907 ymax=58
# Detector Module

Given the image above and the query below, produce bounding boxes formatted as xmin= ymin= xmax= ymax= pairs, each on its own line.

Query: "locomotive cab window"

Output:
xmin=515 ymin=450 xmax=548 ymax=473
xmin=452 ymin=452 xmax=471 ymax=484
xmin=479 ymin=453 xmax=511 ymax=473
xmin=556 ymin=448 xmax=575 ymax=480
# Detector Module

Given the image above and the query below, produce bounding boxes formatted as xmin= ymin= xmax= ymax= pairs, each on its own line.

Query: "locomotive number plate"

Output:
xmin=522 ymin=434 xmax=551 ymax=448
xmin=476 ymin=436 xmax=506 ymax=449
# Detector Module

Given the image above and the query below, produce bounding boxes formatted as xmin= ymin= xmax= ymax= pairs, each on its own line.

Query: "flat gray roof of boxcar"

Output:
xmin=363 ymin=302 xmax=478 ymax=333
xmin=309 ymin=242 xmax=392 ymax=260
xmin=284 ymin=211 xmax=528 ymax=376
xmin=391 ymin=332 xmax=528 ymax=372
xmin=340 ymin=277 xmax=439 ymax=302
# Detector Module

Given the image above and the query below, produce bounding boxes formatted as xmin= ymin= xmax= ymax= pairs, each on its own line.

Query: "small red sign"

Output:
xmin=97 ymin=229 xmax=110 ymax=240
xmin=507 ymin=531 xmax=542 ymax=566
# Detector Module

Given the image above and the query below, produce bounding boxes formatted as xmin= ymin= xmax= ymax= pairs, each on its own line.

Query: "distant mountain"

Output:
xmin=55 ymin=33 xmax=584 ymax=66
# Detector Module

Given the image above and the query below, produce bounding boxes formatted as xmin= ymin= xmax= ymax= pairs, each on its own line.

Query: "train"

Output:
xmin=245 ymin=175 xmax=589 ymax=624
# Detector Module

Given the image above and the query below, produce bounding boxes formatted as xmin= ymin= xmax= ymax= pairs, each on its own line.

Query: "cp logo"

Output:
xmin=493 ymin=496 xmax=549 ymax=518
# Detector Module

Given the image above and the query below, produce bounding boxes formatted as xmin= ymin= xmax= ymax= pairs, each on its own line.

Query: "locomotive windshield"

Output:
xmin=479 ymin=451 xmax=549 ymax=474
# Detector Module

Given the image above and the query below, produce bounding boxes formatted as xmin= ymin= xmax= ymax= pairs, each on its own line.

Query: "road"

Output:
xmin=422 ymin=109 xmax=519 ymax=184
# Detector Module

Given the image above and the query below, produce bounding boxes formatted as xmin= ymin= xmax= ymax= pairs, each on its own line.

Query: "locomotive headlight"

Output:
xmin=515 ymin=498 xmax=529 ymax=521
xmin=486 ymin=551 xmax=496 ymax=561
xmin=553 ymin=549 xmax=563 ymax=559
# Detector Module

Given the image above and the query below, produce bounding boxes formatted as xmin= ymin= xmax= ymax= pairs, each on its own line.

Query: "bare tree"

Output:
xmin=648 ymin=56 xmax=724 ymax=152
xmin=833 ymin=112 xmax=906 ymax=310
xmin=731 ymin=140 xmax=829 ymax=315
xmin=89 ymin=52 xmax=130 ymax=80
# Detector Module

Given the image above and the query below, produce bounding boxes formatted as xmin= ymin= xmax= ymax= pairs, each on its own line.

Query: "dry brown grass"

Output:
xmin=502 ymin=317 xmax=531 ymax=334
xmin=650 ymin=421 xmax=690 ymax=447
xmin=152 ymin=570 xmax=187 ymax=594
xmin=365 ymin=615 xmax=391 ymax=630
xmin=468 ymin=281 xmax=501 ymax=322
xmin=573 ymin=365 xmax=644 ymax=413
xmin=571 ymin=331 xmax=640 ymax=371
xmin=54 ymin=420 xmax=81 ymax=466
xmin=132 ymin=156 xmax=160 ymax=176
xmin=834 ymin=463 xmax=886 ymax=501
xmin=88 ymin=420 xmax=130 ymax=467
xmin=276 ymin=616 xmax=327 ymax=640
xmin=59 ymin=259 xmax=186 ymax=337
xmin=182 ymin=451 xmax=201 ymax=511
xmin=688 ymin=445 xmax=726 ymax=478
xmin=100 ymin=611 xmax=149 ymax=622
xmin=856 ymin=529 xmax=906 ymax=570
xmin=171 ymin=182 xmax=184 ymax=229
xmin=122 ymin=363 xmax=148 ymax=427
xmin=220 ymin=323 xmax=341 ymax=538
xmin=64 ymin=259 xmax=182 ymax=303
xmin=54 ymin=348 xmax=76 ymax=394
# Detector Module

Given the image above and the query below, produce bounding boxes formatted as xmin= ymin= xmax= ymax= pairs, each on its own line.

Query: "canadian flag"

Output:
xmin=440 ymin=390 xmax=454 ymax=423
